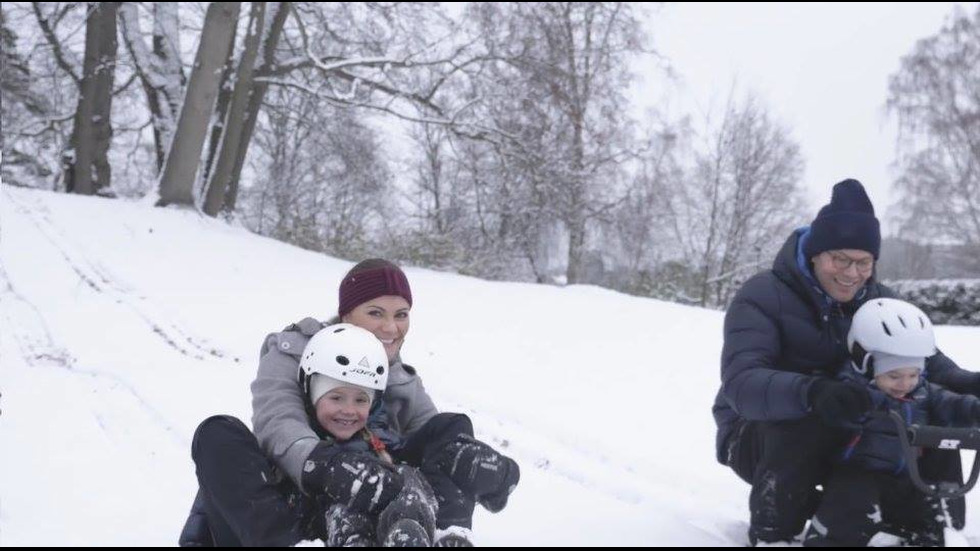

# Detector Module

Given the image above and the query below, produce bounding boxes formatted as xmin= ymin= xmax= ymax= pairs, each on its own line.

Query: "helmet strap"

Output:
xmin=850 ymin=341 xmax=875 ymax=378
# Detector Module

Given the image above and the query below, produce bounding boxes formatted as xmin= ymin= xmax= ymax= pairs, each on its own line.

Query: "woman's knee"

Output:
xmin=191 ymin=415 xmax=253 ymax=463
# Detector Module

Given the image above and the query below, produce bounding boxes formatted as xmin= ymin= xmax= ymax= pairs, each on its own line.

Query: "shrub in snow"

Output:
xmin=883 ymin=279 xmax=980 ymax=326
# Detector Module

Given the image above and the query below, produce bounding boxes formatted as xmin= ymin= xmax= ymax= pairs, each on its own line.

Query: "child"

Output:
xmin=298 ymin=323 xmax=439 ymax=547
xmin=803 ymin=298 xmax=980 ymax=547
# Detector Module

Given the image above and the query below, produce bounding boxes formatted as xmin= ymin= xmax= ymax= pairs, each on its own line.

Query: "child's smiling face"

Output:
xmin=314 ymin=386 xmax=372 ymax=440
xmin=874 ymin=366 xmax=921 ymax=399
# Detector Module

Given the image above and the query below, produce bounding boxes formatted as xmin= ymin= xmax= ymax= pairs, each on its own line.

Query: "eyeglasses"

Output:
xmin=826 ymin=251 xmax=874 ymax=273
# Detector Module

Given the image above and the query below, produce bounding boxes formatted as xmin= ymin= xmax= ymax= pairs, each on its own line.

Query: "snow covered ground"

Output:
xmin=1 ymin=185 xmax=978 ymax=546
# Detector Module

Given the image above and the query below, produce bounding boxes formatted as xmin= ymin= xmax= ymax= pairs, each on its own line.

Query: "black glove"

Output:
xmin=302 ymin=443 xmax=403 ymax=514
xmin=324 ymin=504 xmax=375 ymax=548
xmin=376 ymin=466 xmax=437 ymax=542
xmin=435 ymin=434 xmax=520 ymax=512
xmin=808 ymin=379 xmax=872 ymax=428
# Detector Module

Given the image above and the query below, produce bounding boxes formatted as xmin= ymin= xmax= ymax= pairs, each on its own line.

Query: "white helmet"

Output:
xmin=847 ymin=298 xmax=936 ymax=377
xmin=298 ymin=324 xmax=389 ymax=400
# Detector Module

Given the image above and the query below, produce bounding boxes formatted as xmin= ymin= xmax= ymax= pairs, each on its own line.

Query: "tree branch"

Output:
xmin=32 ymin=2 xmax=81 ymax=85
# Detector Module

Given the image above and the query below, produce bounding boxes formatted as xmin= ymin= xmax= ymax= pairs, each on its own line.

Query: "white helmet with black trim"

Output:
xmin=847 ymin=298 xmax=936 ymax=378
xmin=298 ymin=323 xmax=389 ymax=401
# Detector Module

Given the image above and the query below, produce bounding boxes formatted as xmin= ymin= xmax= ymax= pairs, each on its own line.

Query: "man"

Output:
xmin=712 ymin=178 xmax=980 ymax=545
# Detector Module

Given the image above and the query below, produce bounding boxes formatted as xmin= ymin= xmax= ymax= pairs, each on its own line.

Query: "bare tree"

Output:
xmin=200 ymin=11 xmax=240 ymax=197
xmin=64 ymin=2 xmax=118 ymax=195
xmin=202 ymin=2 xmax=291 ymax=216
xmin=119 ymin=2 xmax=184 ymax=171
xmin=1 ymin=5 xmax=53 ymax=185
xmin=18 ymin=2 xmax=150 ymax=193
xmin=604 ymin=122 xmax=685 ymax=286
xmin=466 ymin=2 xmax=646 ymax=284
xmin=156 ymin=2 xmax=240 ymax=207
xmin=240 ymin=84 xmax=390 ymax=258
xmin=409 ymin=123 xmax=457 ymax=237
xmin=666 ymin=92 xmax=806 ymax=307
xmin=402 ymin=116 xmax=541 ymax=275
xmin=888 ymin=6 xmax=980 ymax=266
xmin=201 ymin=2 xmax=267 ymax=216
xmin=186 ymin=2 xmax=484 ymax=216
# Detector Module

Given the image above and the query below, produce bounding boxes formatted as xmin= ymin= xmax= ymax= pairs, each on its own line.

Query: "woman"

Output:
xmin=180 ymin=259 xmax=520 ymax=546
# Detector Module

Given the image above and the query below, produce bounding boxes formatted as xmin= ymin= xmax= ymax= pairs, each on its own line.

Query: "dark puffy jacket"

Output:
xmin=838 ymin=372 xmax=980 ymax=474
xmin=712 ymin=229 xmax=979 ymax=464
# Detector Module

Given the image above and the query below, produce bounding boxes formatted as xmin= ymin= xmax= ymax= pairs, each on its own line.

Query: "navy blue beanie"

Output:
xmin=803 ymin=179 xmax=881 ymax=260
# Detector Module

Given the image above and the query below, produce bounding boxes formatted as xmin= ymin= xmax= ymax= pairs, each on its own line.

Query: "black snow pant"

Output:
xmin=802 ymin=467 xmax=943 ymax=547
xmin=181 ymin=415 xmax=321 ymax=547
xmin=727 ymin=416 xmax=966 ymax=545
xmin=394 ymin=412 xmax=479 ymax=530
xmin=728 ymin=416 xmax=853 ymax=544
xmin=919 ymin=448 xmax=966 ymax=530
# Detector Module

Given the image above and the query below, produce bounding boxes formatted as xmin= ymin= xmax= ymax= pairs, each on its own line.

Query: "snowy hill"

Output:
xmin=2 ymin=185 xmax=978 ymax=546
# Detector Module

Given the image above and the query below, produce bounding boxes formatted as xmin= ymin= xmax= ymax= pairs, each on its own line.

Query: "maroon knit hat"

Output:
xmin=338 ymin=259 xmax=413 ymax=318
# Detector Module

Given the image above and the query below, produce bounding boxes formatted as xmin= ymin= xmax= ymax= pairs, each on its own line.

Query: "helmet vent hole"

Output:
xmin=898 ymin=315 xmax=907 ymax=328
xmin=377 ymin=366 xmax=385 ymax=375
xmin=336 ymin=355 xmax=350 ymax=366
xmin=333 ymin=327 xmax=346 ymax=333
xmin=881 ymin=322 xmax=892 ymax=336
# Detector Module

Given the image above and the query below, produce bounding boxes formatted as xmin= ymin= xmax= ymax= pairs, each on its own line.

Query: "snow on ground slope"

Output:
xmin=1 ymin=185 xmax=978 ymax=546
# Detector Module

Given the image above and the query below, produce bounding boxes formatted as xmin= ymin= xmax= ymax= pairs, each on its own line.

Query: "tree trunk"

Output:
xmin=152 ymin=2 xmax=184 ymax=121
xmin=157 ymin=2 xmax=241 ymax=208
xmin=566 ymin=217 xmax=586 ymax=284
xmin=203 ymin=2 xmax=266 ymax=216
xmin=564 ymin=114 xmax=587 ymax=285
xmin=119 ymin=2 xmax=184 ymax=172
xmin=90 ymin=1 xmax=117 ymax=194
xmin=221 ymin=2 xmax=291 ymax=215
xmin=67 ymin=2 xmax=118 ymax=195
xmin=200 ymin=11 xmax=240 ymax=192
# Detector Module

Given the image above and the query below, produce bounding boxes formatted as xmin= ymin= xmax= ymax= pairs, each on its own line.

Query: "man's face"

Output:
xmin=811 ymin=249 xmax=874 ymax=302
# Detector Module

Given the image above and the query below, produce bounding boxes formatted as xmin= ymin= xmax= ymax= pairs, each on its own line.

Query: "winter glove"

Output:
xmin=376 ymin=466 xmax=438 ymax=543
xmin=301 ymin=443 xmax=403 ymax=514
xmin=324 ymin=504 xmax=376 ymax=548
xmin=435 ymin=434 xmax=520 ymax=513
xmin=807 ymin=378 xmax=872 ymax=428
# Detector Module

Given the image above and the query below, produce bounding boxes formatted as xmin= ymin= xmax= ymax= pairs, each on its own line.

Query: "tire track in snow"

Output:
xmin=3 ymin=188 xmax=238 ymax=363
xmin=0 ymin=263 xmax=187 ymax=449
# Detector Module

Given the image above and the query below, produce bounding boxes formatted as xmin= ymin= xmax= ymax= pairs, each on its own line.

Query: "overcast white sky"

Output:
xmin=635 ymin=2 xmax=977 ymax=235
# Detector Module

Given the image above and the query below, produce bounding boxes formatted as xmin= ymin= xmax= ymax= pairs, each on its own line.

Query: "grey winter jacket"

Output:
xmin=251 ymin=317 xmax=439 ymax=487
